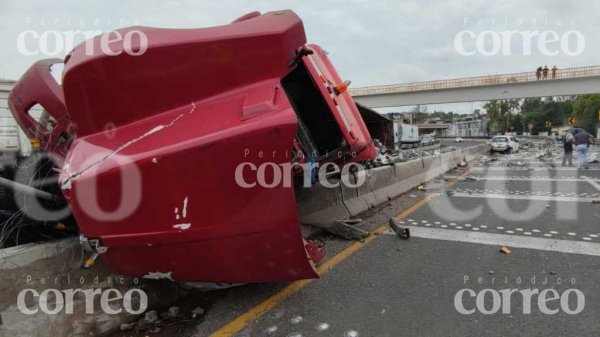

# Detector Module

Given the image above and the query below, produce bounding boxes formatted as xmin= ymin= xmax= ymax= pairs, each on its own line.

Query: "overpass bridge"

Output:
xmin=350 ymin=65 xmax=600 ymax=107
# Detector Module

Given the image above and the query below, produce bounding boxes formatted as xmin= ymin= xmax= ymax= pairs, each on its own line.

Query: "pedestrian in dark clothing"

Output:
xmin=551 ymin=66 xmax=558 ymax=79
xmin=542 ymin=65 xmax=549 ymax=79
xmin=573 ymin=128 xmax=594 ymax=169
xmin=562 ymin=131 xmax=574 ymax=166
xmin=536 ymin=66 xmax=542 ymax=80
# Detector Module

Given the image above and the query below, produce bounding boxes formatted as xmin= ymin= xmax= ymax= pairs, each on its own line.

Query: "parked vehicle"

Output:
xmin=420 ymin=136 xmax=435 ymax=146
xmin=490 ymin=135 xmax=520 ymax=153
xmin=394 ymin=123 xmax=419 ymax=149
xmin=455 ymin=137 xmax=464 ymax=143
xmin=0 ymin=117 xmax=21 ymax=154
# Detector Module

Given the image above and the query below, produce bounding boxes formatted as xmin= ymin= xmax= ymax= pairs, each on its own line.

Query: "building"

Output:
xmin=447 ymin=118 xmax=489 ymax=137
xmin=417 ymin=116 xmax=489 ymax=137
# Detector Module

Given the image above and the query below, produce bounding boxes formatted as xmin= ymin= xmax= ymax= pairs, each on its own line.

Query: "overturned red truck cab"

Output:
xmin=8 ymin=10 xmax=376 ymax=283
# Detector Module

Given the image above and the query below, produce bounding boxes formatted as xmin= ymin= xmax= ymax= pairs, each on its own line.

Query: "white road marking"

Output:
xmin=450 ymin=192 xmax=597 ymax=203
xmin=582 ymin=176 xmax=600 ymax=192
xmin=387 ymin=226 xmax=600 ymax=256
xmin=472 ymin=177 xmax=590 ymax=182
xmin=472 ymin=167 xmax=600 ymax=172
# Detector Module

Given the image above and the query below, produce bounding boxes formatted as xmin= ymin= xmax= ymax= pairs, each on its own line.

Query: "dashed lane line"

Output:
xmin=449 ymin=192 xmax=598 ymax=203
xmin=383 ymin=226 xmax=600 ymax=256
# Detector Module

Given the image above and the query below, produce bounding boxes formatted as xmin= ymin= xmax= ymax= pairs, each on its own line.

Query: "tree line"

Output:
xmin=484 ymin=94 xmax=600 ymax=135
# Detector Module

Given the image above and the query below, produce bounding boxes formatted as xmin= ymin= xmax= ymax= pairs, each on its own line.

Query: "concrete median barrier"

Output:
xmin=422 ymin=155 xmax=443 ymax=181
xmin=297 ymin=182 xmax=351 ymax=225
xmin=298 ymin=143 xmax=489 ymax=224
xmin=345 ymin=159 xmax=425 ymax=217
xmin=463 ymin=144 xmax=490 ymax=161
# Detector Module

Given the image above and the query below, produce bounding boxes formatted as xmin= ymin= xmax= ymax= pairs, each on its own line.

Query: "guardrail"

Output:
xmin=350 ymin=65 xmax=600 ymax=96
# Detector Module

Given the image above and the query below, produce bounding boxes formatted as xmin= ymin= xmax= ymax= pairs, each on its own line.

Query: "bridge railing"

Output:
xmin=350 ymin=65 xmax=600 ymax=96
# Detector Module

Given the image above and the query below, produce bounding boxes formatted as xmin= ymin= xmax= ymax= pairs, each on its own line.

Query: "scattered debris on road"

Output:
xmin=388 ymin=217 xmax=411 ymax=239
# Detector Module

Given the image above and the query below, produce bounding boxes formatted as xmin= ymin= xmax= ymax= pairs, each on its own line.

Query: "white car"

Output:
xmin=490 ymin=136 xmax=520 ymax=153
xmin=420 ymin=136 xmax=435 ymax=146
xmin=455 ymin=137 xmax=464 ymax=143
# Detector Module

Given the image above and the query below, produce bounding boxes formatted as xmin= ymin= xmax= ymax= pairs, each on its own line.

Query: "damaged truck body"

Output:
xmin=8 ymin=11 xmax=376 ymax=283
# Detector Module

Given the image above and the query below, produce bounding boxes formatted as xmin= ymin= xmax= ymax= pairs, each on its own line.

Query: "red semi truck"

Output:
xmin=8 ymin=10 xmax=376 ymax=283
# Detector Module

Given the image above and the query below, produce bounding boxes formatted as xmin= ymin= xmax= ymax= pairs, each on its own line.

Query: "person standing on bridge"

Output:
xmin=573 ymin=128 xmax=594 ymax=169
xmin=562 ymin=130 xmax=574 ymax=167
xmin=536 ymin=66 xmax=542 ymax=80
xmin=552 ymin=66 xmax=558 ymax=79
xmin=542 ymin=65 xmax=549 ymax=79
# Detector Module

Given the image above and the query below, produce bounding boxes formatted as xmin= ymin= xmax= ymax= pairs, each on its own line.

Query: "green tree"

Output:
xmin=572 ymin=94 xmax=600 ymax=134
xmin=484 ymin=99 xmax=520 ymax=134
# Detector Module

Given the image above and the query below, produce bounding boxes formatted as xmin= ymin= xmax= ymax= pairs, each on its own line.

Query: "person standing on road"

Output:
xmin=536 ymin=66 xmax=542 ymax=80
xmin=573 ymin=128 xmax=594 ymax=169
xmin=543 ymin=65 xmax=549 ymax=79
xmin=562 ymin=130 xmax=574 ymax=166
xmin=552 ymin=65 xmax=558 ymax=79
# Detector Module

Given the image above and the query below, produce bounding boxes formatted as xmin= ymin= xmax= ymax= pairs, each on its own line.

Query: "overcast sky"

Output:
xmin=1 ymin=0 xmax=598 ymax=113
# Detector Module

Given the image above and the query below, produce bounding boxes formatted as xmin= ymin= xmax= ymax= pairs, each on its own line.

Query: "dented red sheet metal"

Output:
xmin=8 ymin=10 xmax=375 ymax=283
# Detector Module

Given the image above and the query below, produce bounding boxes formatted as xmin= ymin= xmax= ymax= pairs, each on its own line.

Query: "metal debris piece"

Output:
xmin=333 ymin=219 xmax=371 ymax=239
xmin=83 ymin=252 xmax=98 ymax=269
xmin=388 ymin=217 xmax=410 ymax=240
xmin=335 ymin=218 xmax=362 ymax=224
